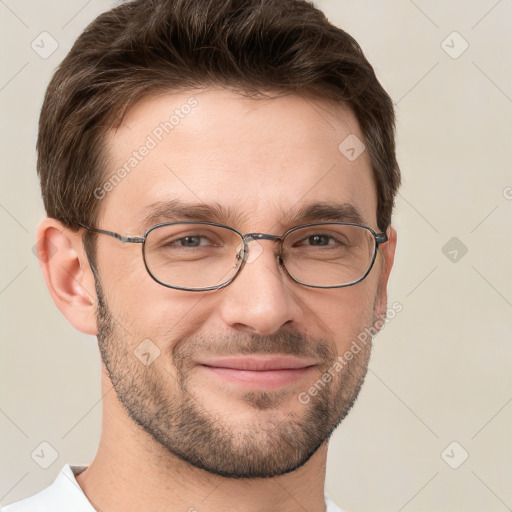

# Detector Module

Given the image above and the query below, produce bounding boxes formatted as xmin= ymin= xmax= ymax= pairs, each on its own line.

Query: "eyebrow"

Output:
xmin=281 ymin=202 xmax=366 ymax=226
xmin=138 ymin=199 xmax=246 ymax=232
xmin=137 ymin=199 xmax=367 ymax=233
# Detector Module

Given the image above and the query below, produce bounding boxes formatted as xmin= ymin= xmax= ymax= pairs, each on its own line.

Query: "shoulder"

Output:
xmin=1 ymin=465 xmax=93 ymax=512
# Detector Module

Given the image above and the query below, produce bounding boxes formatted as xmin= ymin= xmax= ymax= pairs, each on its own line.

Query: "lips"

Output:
xmin=197 ymin=356 xmax=317 ymax=388
xmin=198 ymin=355 xmax=316 ymax=370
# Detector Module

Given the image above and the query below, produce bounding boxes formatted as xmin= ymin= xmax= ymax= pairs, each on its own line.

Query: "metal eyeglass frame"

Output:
xmin=79 ymin=221 xmax=388 ymax=292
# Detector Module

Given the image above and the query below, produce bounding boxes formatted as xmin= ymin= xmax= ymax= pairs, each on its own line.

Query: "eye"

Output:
xmin=173 ymin=235 xmax=211 ymax=247
xmin=294 ymin=233 xmax=346 ymax=247
xmin=155 ymin=230 xmax=223 ymax=250
xmin=304 ymin=234 xmax=335 ymax=246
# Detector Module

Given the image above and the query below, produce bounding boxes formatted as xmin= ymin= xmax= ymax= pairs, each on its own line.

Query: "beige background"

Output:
xmin=1 ymin=1 xmax=511 ymax=510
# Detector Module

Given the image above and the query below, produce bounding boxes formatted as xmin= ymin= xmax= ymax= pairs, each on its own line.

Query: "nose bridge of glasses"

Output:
xmin=243 ymin=233 xmax=282 ymax=243
xmin=237 ymin=233 xmax=283 ymax=263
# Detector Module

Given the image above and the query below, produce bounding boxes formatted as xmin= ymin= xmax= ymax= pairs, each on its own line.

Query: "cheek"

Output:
xmin=305 ymin=285 xmax=376 ymax=353
xmin=101 ymin=265 xmax=216 ymax=354
xmin=97 ymin=252 xmax=149 ymax=326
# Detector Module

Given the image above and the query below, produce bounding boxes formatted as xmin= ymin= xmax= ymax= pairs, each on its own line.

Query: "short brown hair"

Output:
xmin=38 ymin=0 xmax=400 ymax=235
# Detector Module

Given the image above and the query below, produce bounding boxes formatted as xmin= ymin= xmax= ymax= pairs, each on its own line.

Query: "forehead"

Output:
xmin=99 ymin=89 xmax=377 ymax=232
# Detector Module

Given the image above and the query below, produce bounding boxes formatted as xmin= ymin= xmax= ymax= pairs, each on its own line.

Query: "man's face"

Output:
xmin=92 ymin=89 xmax=391 ymax=478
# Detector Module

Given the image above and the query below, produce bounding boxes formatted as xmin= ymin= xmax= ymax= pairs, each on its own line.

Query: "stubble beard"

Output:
xmin=94 ymin=279 xmax=373 ymax=479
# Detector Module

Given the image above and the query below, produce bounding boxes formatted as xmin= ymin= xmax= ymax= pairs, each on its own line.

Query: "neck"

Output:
xmin=76 ymin=378 xmax=330 ymax=512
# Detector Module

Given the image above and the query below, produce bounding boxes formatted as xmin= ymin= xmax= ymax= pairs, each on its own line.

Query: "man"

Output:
xmin=3 ymin=0 xmax=400 ymax=510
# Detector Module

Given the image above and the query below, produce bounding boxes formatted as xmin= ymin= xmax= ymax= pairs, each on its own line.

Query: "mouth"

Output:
xmin=196 ymin=356 xmax=318 ymax=389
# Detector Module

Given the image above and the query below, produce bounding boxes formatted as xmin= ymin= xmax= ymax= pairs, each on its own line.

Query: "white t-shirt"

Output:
xmin=2 ymin=465 xmax=344 ymax=512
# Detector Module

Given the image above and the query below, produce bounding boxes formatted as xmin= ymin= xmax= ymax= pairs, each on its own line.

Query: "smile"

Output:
xmin=197 ymin=356 xmax=318 ymax=389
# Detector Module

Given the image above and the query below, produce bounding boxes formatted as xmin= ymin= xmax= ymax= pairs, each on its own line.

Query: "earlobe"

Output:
xmin=36 ymin=218 xmax=98 ymax=335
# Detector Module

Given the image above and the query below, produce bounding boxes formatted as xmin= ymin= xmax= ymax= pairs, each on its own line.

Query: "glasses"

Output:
xmin=79 ymin=221 xmax=388 ymax=291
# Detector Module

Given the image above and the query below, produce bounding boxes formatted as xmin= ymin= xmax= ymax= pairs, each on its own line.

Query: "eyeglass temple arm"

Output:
xmin=375 ymin=232 xmax=388 ymax=245
xmin=78 ymin=224 xmax=144 ymax=244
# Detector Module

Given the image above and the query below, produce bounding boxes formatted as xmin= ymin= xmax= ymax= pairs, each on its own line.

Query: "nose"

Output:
xmin=217 ymin=239 xmax=302 ymax=335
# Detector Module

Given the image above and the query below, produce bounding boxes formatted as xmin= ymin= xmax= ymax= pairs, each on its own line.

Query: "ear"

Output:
xmin=35 ymin=218 xmax=98 ymax=335
xmin=372 ymin=224 xmax=397 ymax=329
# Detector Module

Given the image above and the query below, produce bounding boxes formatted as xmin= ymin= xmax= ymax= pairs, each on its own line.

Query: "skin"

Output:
xmin=37 ymin=89 xmax=396 ymax=512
